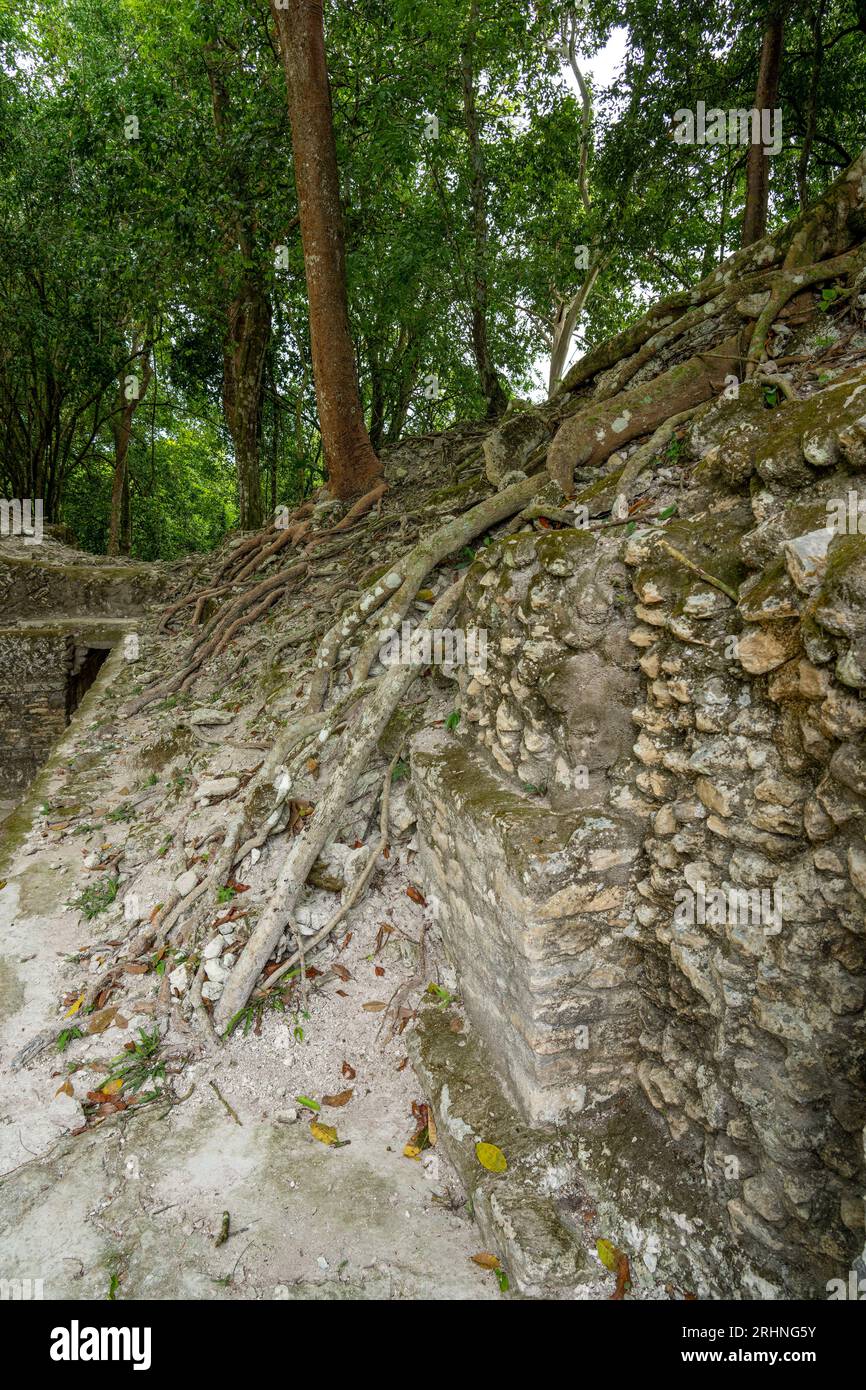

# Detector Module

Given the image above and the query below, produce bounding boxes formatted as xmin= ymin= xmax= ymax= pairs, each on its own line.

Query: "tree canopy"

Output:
xmin=2 ymin=0 xmax=865 ymax=555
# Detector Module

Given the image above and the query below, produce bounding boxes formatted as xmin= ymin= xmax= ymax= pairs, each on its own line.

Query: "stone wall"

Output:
xmin=0 ymin=632 xmax=70 ymax=793
xmin=411 ymin=375 xmax=866 ymax=1292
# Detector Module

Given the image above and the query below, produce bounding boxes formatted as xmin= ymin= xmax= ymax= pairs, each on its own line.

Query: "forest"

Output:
xmin=3 ymin=0 xmax=865 ymax=555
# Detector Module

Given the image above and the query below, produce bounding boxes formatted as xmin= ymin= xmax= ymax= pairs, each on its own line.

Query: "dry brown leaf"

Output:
xmin=322 ymin=1089 xmax=353 ymax=1108
xmin=362 ymin=1001 xmax=387 ymax=1012
xmin=406 ymin=885 xmax=427 ymax=906
xmin=341 ymin=1060 xmax=356 ymax=1080
xmin=331 ymin=963 xmax=351 ymax=982
xmin=470 ymin=1252 xmax=501 ymax=1270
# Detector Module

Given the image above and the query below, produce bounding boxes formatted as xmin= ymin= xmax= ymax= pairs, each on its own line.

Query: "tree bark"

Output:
xmin=270 ymin=0 xmax=382 ymax=501
xmin=742 ymin=8 xmax=785 ymax=247
xmin=223 ymin=279 xmax=270 ymax=531
xmin=108 ymin=340 xmax=152 ymax=557
xmin=460 ymin=2 xmax=508 ymax=418
xmin=205 ymin=41 xmax=270 ymax=531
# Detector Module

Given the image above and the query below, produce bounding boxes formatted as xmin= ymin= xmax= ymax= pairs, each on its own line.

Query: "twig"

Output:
xmin=656 ymin=539 xmax=739 ymax=602
xmin=209 ymin=1079 xmax=242 ymax=1125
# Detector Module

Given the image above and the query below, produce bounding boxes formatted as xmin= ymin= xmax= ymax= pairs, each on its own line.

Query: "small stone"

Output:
xmin=196 ymin=776 xmax=240 ymax=800
xmin=188 ymin=708 xmax=235 ymax=726
xmin=847 ymin=846 xmax=866 ymax=899
xmin=168 ymin=964 xmax=189 ymax=996
xmin=47 ymin=1092 xmax=84 ymax=1131
xmin=202 ymin=938 xmax=224 ymax=959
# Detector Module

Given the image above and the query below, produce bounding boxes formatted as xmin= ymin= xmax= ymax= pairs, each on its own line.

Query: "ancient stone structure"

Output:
xmin=412 ymin=370 xmax=866 ymax=1296
xmin=0 ymin=537 xmax=165 ymax=798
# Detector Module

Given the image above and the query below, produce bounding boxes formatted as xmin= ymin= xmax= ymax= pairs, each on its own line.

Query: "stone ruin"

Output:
xmin=411 ymin=371 xmax=866 ymax=1297
xmin=0 ymin=536 xmax=165 ymax=804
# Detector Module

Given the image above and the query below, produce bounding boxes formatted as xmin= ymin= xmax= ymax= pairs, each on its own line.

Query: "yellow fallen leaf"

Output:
xmin=475 ymin=1141 xmax=507 ymax=1173
xmin=64 ymin=994 xmax=84 ymax=1019
xmin=471 ymin=1252 xmax=500 ymax=1269
xmin=310 ymin=1120 xmax=339 ymax=1146
xmin=102 ymin=1077 xmax=123 ymax=1095
xmin=403 ymin=1143 xmax=421 ymax=1160
xmin=597 ymin=1238 xmax=620 ymax=1272
xmin=55 ymin=1080 xmax=74 ymax=1098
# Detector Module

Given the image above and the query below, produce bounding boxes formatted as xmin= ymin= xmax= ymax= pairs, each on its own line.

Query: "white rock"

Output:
xmin=204 ymin=958 xmax=228 ymax=983
xmin=168 ymin=965 xmax=189 ymax=996
xmin=196 ymin=776 xmax=240 ymax=800
xmin=47 ymin=1092 xmax=84 ymax=1131
xmin=202 ymin=937 xmax=224 ymax=959
xmin=201 ymin=980 xmax=224 ymax=1001
xmin=783 ymin=528 xmax=835 ymax=594
xmin=188 ymin=708 xmax=235 ymax=726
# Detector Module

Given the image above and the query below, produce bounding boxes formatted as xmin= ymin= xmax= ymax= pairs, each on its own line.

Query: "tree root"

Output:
xmin=213 ymin=579 xmax=464 ymax=1033
xmin=548 ymin=331 xmax=752 ymax=498
xmin=349 ymin=471 xmax=538 ymax=689
xmin=259 ymin=751 xmax=400 ymax=995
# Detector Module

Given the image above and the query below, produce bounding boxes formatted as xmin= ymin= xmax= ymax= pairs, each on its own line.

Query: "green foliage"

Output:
xmin=1 ymin=0 xmax=865 ymax=555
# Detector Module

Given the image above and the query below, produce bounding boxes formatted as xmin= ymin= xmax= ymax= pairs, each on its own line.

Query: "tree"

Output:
xmin=270 ymin=0 xmax=382 ymax=501
xmin=742 ymin=5 xmax=786 ymax=245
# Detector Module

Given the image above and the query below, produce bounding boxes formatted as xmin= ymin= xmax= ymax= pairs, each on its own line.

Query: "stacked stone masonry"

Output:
xmin=412 ymin=371 xmax=866 ymax=1293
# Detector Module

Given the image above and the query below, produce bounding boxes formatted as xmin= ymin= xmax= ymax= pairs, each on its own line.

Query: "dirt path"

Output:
xmin=0 ymin=651 xmax=498 ymax=1301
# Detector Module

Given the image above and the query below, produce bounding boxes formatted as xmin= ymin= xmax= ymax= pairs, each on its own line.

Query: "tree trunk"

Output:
xmin=205 ymin=43 xmax=271 ymax=532
xmin=223 ymin=280 xmax=270 ymax=531
xmin=270 ymin=0 xmax=382 ymax=501
xmin=461 ymin=2 xmax=508 ymax=418
xmin=742 ymin=8 xmax=785 ymax=246
xmin=108 ymin=342 xmax=152 ymax=557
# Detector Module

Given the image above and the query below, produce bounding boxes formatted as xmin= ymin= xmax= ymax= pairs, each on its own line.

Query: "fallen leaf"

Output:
xmin=123 ymin=962 xmax=149 ymax=975
xmin=597 ymin=1238 xmax=619 ymax=1272
xmin=374 ymin=922 xmax=393 ymax=954
xmin=64 ymin=994 xmax=84 ymax=1019
xmin=55 ymin=1080 xmax=74 ymax=1098
xmin=227 ymin=879 xmax=250 ymax=893
xmin=310 ymin=1121 xmax=339 ymax=1146
xmin=396 ymin=1057 xmax=408 ymax=1072
xmin=331 ymin=963 xmax=351 ymax=982
xmin=406 ymin=885 xmax=427 ymax=906
xmin=471 ymin=1252 xmax=500 ymax=1269
xmin=362 ymin=1001 xmax=386 ymax=1012
xmin=87 ymin=1006 xmax=119 ymax=1035
xmin=322 ymin=1089 xmax=353 ymax=1108
xmin=476 ymin=1142 xmax=507 ymax=1173
xmin=341 ymin=1060 xmax=356 ymax=1080
xmin=611 ymin=1252 xmax=632 ymax=1301
xmin=374 ymin=965 xmax=385 ymax=977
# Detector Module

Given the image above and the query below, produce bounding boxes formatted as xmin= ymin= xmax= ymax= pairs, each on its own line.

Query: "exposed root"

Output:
xmin=213 ymin=580 xmax=464 ymax=1032
xmin=350 ymin=472 xmax=538 ymax=688
xmin=259 ymin=751 xmax=400 ymax=995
